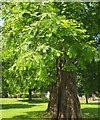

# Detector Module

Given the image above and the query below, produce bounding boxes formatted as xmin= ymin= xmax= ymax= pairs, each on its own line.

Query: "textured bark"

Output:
xmin=47 ymin=57 xmax=82 ymax=119
xmin=47 ymin=83 xmax=57 ymax=112
xmin=47 ymin=83 xmax=59 ymax=118
xmin=51 ymin=70 xmax=82 ymax=120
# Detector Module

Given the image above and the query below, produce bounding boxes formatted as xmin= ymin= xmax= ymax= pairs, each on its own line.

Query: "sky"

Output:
xmin=0 ymin=19 xmax=4 ymax=27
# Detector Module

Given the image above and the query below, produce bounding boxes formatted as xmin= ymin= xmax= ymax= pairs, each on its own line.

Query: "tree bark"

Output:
xmin=47 ymin=56 xmax=82 ymax=119
xmin=46 ymin=84 xmax=55 ymax=112
xmin=51 ymin=70 xmax=82 ymax=120
xmin=47 ymin=82 xmax=59 ymax=117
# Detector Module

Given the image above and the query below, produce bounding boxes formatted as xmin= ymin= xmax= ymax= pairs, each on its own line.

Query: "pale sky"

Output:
xmin=0 ymin=19 xmax=4 ymax=27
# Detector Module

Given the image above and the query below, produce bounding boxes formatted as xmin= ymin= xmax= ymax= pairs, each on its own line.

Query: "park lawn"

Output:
xmin=81 ymin=100 xmax=100 ymax=118
xmin=0 ymin=98 xmax=100 ymax=119
xmin=1 ymin=98 xmax=50 ymax=119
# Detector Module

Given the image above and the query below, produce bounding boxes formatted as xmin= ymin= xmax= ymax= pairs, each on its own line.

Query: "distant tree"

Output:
xmin=76 ymin=59 xmax=100 ymax=104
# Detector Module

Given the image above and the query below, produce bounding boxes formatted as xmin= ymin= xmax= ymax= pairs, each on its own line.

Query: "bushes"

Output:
xmin=2 ymin=92 xmax=48 ymax=100
xmin=32 ymin=93 xmax=46 ymax=98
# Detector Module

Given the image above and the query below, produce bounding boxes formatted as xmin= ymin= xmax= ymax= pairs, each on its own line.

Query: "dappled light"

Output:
xmin=1 ymin=98 xmax=100 ymax=119
xmin=1 ymin=2 xmax=100 ymax=120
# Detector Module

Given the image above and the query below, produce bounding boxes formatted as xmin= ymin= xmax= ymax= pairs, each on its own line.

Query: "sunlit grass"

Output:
xmin=0 ymin=98 xmax=100 ymax=119
xmin=80 ymin=100 xmax=100 ymax=118
xmin=1 ymin=98 xmax=50 ymax=119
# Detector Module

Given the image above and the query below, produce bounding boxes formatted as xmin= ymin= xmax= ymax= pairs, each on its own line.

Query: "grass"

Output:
xmin=0 ymin=98 xmax=100 ymax=119
xmin=81 ymin=100 xmax=100 ymax=118
xmin=1 ymin=98 xmax=50 ymax=119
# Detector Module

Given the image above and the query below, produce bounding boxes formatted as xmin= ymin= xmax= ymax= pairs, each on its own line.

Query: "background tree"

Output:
xmin=76 ymin=60 xmax=100 ymax=104
xmin=76 ymin=33 xmax=100 ymax=104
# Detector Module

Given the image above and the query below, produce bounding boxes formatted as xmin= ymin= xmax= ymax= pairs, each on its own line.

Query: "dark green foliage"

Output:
xmin=77 ymin=60 xmax=100 ymax=97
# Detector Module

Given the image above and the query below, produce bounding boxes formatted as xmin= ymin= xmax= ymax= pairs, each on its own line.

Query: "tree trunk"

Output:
xmin=28 ymin=88 xmax=32 ymax=100
xmin=47 ymin=85 xmax=55 ymax=112
xmin=51 ymin=70 xmax=82 ymax=120
xmin=47 ymin=83 xmax=59 ymax=116
xmin=47 ymin=57 xmax=82 ymax=119
xmin=46 ymin=84 xmax=55 ymax=112
xmin=85 ymin=94 xmax=88 ymax=104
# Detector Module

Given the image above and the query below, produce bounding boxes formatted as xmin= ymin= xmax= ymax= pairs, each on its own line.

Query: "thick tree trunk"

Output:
xmin=47 ymin=57 xmax=82 ymax=119
xmin=51 ymin=70 xmax=82 ymax=120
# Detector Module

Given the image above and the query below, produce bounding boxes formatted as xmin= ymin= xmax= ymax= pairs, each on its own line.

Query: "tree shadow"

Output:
xmin=82 ymin=108 xmax=100 ymax=118
xmin=12 ymin=110 xmax=51 ymax=119
xmin=81 ymin=102 xmax=100 ymax=106
xmin=12 ymin=108 xmax=100 ymax=119
xmin=17 ymin=98 xmax=48 ymax=104
xmin=2 ymin=104 xmax=36 ymax=109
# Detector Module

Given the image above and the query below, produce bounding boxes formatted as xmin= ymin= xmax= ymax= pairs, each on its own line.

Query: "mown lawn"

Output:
xmin=0 ymin=98 xmax=100 ymax=119
xmin=81 ymin=100 xmax=100 ymax=118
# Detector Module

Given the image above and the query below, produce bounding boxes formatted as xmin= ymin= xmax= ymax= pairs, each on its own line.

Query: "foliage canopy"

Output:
xmin=2 ymin=2 xmax=99 ymax=96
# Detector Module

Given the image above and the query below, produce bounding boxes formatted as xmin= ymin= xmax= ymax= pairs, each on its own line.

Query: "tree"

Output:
xmin=56 ymin=2 xmax=100 ymax=105
xmin=2 ymin=2 xmax=97 ymax=119
xmin=76 ymin=33 xmax=100 ymax=104
xmin=76 ymin=60 xmax=100 ymax=104
xmin=55 ymin=2 xmax=100 ymax=37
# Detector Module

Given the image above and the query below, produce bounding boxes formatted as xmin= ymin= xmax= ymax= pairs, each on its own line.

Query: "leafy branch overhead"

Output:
xmin=2 ymin=2 xmax=99 ymax=94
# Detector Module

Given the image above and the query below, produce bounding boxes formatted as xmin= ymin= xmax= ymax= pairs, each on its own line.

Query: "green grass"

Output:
xmin=0 ymin=98 xmax=100 ymax=119
xmin=1 ymin=98 xmax=50 ymax=119
xmin=81 ymin=100 xmax=100 ymax=118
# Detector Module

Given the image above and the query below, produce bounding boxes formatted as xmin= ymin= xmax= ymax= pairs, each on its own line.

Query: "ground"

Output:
xmin=0 ymin=98 xmax=100 ymax=119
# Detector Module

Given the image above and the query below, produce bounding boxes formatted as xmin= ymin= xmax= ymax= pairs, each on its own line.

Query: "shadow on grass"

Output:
xmin=2 ymin=104 xmax=36 ymax=109
xmin=12 ymin=109 xmax=99 ymax=119
xmin=82 ymin=108 xmax=100 ymax=118
xmin=81 ymin=102 xmax=100 ymax=106
xmin=12 ymin=110 xmax=51 ymax=119
xmin=17 ymin=98 xmax=48 ymax=104
xmin=2 ymin=107 xmax=100 ymax=119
